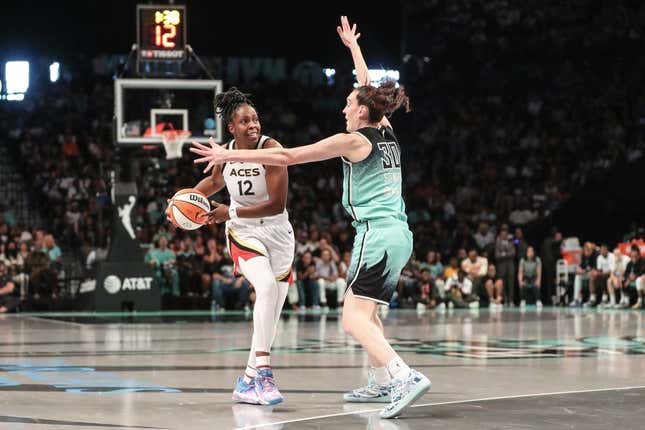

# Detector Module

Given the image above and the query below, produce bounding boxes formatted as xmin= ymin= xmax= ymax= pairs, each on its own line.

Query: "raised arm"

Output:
xmin=337 ymin=16 xmax=393 ymax=130
xmin=337 ymin=16 xmax=369 ymax=86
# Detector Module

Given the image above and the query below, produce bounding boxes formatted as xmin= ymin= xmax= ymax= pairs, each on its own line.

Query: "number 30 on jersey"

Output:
xmin=378 ymin=142 xmax=401 ymax=169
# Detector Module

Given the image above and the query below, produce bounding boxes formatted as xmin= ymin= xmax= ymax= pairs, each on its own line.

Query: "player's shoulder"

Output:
xmin=260 ymin=135 xmax=282 ymax=149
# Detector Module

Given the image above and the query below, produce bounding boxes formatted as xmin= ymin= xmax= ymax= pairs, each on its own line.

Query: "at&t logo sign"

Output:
xmin=103 ymin=275 xmax=153 ymax=294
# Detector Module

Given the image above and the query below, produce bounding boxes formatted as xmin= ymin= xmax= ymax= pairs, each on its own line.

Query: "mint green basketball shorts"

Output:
xmin=345 ymin=218 xmax=413 ymax=305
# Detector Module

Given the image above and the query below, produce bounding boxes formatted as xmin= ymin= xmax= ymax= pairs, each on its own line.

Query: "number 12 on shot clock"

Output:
xmin=137 ymin=4 xmax=187 ymax=61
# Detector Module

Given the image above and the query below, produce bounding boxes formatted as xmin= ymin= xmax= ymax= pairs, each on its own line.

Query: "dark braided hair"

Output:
xmin=355 ymin=80 xmax=410 ymax=123
xmin=214 ymin=87 xmax=254 ymax=124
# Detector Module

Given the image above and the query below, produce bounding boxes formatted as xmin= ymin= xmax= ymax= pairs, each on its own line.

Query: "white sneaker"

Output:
xmin=520 ymin=300 xmax=526 ymax=308
xmin=536 ymin=300 xmax=543 ymax=308
xmin=380 ymin=369 xmax=431 ymax=419
xmin=343 ymin=369 xmax=392 ymax=403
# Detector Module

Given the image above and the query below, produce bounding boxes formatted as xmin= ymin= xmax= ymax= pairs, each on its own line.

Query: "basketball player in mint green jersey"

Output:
xmin=191 ymin=16 xmax=431 ymax=419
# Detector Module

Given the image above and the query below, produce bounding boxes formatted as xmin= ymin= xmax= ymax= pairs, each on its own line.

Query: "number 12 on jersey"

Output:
xmin=237 ymin=180 xmax=255 ymax=196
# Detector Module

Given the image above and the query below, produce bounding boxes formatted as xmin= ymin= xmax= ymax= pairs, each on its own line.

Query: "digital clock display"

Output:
xmin=137 ymin=5 xmax=186 ymax=61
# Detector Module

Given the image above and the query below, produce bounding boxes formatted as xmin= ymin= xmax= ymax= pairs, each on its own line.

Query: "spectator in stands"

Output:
xmin=592 ymin=244 xmax=614 ymax=307
xmin=607 ymin=248 xmax=630 ymax=307
xmin=211 ymin=263 xmax=251 ymax=311
xmin=518 ymin=246 xmax=542 ymax=308
xmin=514 ymin=228 xmax=528 ymax=260
xmin=0 ymin=262 xmax=19 ymax=313
xmin=175 ymin=237 xmax=202 ymax=299
xmin=495 ymin=225 xmax=516 ymax=305
xmin=473 ymin=222 xmax=495 ymax=253
xmin=315 ymin=249 xmax=344 ymax=309
xmin=338 ymin=250 xmax=351 ymax=281
xmin=144 ymin=236 xmax=180 ymax=303
xmin=443 ymin=257 xmax=459 ymax=280
xmin=398 ymin=258 xmax=421 ymax=308
xmin=420 ymin=250 xmax=443 ymax=278
xmin=461 ymin=248 xmax=488 ymax=288
xmin=42 ymin=234 xmax=61 ymax=264
xmin=540 ymin=228 xmax=562 ymax=305
xmin=570 ymin=242 xmax=598 ymax=307
xmin=295 ymin=251 xmax=320 ymax=311
xmin=482 ymin=264 xmax=504 ymax=308
xmin=418 ymin=269 xmax=439 ymax=309
xmin=617 ymin=246 xmax=644 ymax=309
xmin=445 ymin=269 xmax=478 ymax=308
xmin=27 ymin=247 xmax=58 ymax=304
xmin=202 ymin=238 xmax=224 ymax=298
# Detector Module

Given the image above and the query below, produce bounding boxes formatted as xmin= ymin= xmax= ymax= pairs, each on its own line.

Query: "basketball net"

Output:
xmin=161 ymin=129 xmax=191 ymax=160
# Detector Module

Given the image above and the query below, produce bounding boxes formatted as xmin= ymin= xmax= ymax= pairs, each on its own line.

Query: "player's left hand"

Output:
xmin=200 ymin=200 xmax=230 ymax=224
xmin=191 ymin=137 xmax=227 ymax=174
xmin=337 ymin=15 xmax=361 ymax=48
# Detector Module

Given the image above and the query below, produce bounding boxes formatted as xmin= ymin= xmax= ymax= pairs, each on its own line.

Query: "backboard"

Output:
xmin=114 ymin=79 xmax=223 ymax=145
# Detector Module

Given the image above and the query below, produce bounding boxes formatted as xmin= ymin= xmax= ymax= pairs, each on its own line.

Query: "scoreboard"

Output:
xmin=137 ymin=4 xmax=187 ymax=61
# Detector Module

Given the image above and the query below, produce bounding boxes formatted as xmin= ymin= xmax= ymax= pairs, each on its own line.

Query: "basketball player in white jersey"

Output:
xmin=168 ymin=88 xmax=294 ymax=405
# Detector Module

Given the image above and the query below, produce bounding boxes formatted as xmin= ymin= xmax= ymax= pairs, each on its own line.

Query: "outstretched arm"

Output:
xmin=337 ymin=16 xmax=392 ymax=130
xmin=191 ymin=133 xmax=370 ymax=173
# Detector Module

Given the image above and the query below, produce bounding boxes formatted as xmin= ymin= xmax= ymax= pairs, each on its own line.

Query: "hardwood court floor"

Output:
xmin=1 ymin=307 xmax=644 ymax=429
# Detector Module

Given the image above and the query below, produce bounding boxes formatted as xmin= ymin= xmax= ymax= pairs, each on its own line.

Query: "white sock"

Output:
xmin=256 ymin=355 xmax=271 ymax=370
xmin=601 ymin=294 xmax=608 ymax=303
xmin=386 ymin=356 xmax=411 ymax=380
xmin=609 ymin=293 xmax=616 ymax=304
xmin=243 ymin=365 xmax=256 ymax=384
xmin=372 ymin=366 xmax=391 ymax=385
xmin=590 ymin=294 xmax=596 ymax=301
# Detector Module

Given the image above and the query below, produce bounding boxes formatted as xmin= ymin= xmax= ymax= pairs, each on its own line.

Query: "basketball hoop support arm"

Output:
xmin=185 ymin=45 xmax=216 ymax=80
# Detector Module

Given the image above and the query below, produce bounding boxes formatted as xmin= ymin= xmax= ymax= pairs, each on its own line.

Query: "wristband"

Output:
xmin=228 ymin=206 xmax=239 ymax=221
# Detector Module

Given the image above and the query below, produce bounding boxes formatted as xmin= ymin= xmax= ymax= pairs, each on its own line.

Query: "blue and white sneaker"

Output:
xmin=343 ymin=368 xmax=392 ymax=403
xmin=255 ymin=368 xmax=284 ymax=405
xmin=232 ymin=377 xmax=262 ymax=405
xmin=380 ymin=369 xmax=431 ymax=419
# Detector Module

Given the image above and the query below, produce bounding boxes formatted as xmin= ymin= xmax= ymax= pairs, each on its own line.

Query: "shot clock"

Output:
xmin=137 ymin=4 xmax=187 ymax=61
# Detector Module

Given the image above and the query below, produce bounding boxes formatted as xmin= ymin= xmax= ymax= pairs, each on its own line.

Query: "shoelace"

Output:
xmin=390 ymin=381 xmax=406 ymax=403
xmin=256 ymin=375 xmax=276 ymax=391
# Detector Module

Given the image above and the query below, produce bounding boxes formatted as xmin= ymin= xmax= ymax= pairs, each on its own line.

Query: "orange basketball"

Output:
xmin=168 ymin=188 xmax=211 ymax=230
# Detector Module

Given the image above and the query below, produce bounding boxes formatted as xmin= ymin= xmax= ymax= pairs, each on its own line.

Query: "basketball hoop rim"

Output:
xmin=161 ymin=129 xmax=192 ymax=144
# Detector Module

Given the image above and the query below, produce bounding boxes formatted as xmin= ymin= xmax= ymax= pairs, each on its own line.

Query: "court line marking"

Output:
xmin=25 ymin=316 xmax=86 ymax=327
xmin=233 ymin=385 xmax=645 ymax=430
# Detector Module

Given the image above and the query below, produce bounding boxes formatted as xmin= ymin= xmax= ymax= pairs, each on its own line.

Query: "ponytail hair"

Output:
xmin=214 ymin=87 xmax=254 ymax=124
xmin=355 ymin=80 xmax=410 ymax=124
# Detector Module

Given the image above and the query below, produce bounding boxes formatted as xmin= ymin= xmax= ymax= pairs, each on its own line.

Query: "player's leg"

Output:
xmin=238 ymin=255 xmax=284 ymax=405
xmin=344 ymin=306 xmax=393 ymax=403
xmin=226 ymin=228 xmax=281 ymax=405
xmin=342 ymin=222 xmax=430 ymax=418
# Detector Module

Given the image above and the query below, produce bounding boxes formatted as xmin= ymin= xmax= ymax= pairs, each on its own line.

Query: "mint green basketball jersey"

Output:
xmin=341 ymin=126 xmax=407 ymax=223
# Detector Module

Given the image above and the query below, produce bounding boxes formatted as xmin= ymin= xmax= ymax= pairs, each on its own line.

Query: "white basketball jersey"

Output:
xmin=222 ymin=135 xmax=288 ymax=227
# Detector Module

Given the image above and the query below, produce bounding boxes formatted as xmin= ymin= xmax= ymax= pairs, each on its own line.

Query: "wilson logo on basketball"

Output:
xmin=189 ymin=194 xmax=207 ymax=205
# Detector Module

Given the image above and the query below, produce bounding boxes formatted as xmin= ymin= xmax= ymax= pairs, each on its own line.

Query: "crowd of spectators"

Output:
xmin=0 ymin=0 xmax=643 ymax=312
xmin=0 ymin=219 xmax=63 ymax=312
